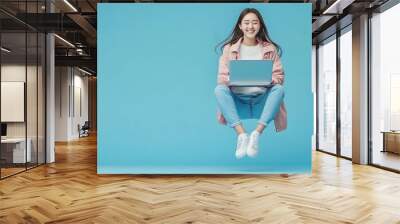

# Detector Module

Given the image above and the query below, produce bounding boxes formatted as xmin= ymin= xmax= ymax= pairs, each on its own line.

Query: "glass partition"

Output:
xmin=0 ymin=1 xmax=46 ymax=179
xmin=1 ymin=31 xmax=28 ymax=177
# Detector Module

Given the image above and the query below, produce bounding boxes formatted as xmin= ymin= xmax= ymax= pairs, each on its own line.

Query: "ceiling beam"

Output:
xmin=67 ymin=13 xmax=97 ymax=46
xmin=55 ymin=55 xmax=96 ymax=72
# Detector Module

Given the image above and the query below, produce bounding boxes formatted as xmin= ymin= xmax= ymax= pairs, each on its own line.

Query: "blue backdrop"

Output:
xmin=98 ymin=3 xmax=312 ymax=174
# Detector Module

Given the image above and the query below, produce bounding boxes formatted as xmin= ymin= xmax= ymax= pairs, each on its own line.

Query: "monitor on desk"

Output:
xmin=1 ymin=123 xmax=7 ymax=138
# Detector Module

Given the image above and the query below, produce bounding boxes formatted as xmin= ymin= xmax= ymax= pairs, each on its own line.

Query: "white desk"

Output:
xmin=1 ymin=138 xmax=31 ymax=163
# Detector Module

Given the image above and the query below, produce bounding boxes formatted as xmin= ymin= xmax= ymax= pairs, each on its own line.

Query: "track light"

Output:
xmin=1 ymin=47 xmax=11 ymax=53
xmin=54 ymin=34 xmax=75 ymax=48
xmin=63 ymin=0 xmax=78 ymax=12
xmin=322 ymin=0 xmax=354 ymax=15
xmin=78 ymin=67 xmax=93 ymax=76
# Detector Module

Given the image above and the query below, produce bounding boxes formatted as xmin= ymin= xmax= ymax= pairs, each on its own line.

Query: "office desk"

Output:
xmin=1 ymin=138 xmax=32 ymax=163
xmin=381 ymin=131 xmax=400 ymax=154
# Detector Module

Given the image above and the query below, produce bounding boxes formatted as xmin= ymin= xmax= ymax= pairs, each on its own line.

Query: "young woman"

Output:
xmin=214 ymin=8 xmax=287 ymax=159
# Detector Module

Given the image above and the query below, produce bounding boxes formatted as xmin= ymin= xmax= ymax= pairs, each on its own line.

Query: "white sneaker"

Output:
xmin=247 ymin=131 xmax=260 ymax=158
xmin=235 ymin=133 xmax=248 ymax=159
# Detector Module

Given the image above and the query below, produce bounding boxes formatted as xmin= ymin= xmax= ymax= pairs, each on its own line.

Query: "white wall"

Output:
xmin=1 ymin=64 xmax=46 ymax=163
xmin=1 ymin=65 xmax=26 ymax=131
xmin=55 ymin=67 xmax=89 ymax=141
xmin=55 ymin=66 xmax=69 ymax=141
xmin=70 ymin=72 xmax=89 ymax=138
xmin=1 ymin=82 xmax=25 ymax=122
xmin=1 ymin=65 xmax=40 ymax=138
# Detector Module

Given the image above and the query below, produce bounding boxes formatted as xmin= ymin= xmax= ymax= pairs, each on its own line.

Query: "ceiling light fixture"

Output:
xmin=76 ymin=48 xmax=84 ymax=55
xmin=322 ymin=0 xmax=354 ymax=15
xmin=54 ymin=34 xmax=75 ymax=48
xmin=1 ymin=47 xmax=11 ymax=53
xmin=63 ymin=0 xmax=78 ymax=12
xmin=78 ymin=67 xmax=93 ymax=76
xmin=323 ymin=0 xmax=342 ymax=14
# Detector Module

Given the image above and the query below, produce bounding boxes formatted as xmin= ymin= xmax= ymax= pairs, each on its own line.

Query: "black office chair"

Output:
xmin=79 ymin=121 xmax=90 ymax=138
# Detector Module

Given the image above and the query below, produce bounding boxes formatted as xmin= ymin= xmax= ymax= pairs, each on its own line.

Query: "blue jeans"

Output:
xmin=215 ymin=84 xmax=284 ymax=127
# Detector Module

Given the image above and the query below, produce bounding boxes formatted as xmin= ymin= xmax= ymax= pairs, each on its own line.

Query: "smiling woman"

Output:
xmin=214 ymin=8 xmax=286 ymax=159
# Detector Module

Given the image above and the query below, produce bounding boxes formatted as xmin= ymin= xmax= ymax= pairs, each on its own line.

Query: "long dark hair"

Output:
xmin=215 ymin=8 xmax=282 ymax=57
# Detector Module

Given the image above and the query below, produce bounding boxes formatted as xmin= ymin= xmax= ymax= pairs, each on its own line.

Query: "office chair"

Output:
xmin=79 ymin=121 xmax=90 ymax=138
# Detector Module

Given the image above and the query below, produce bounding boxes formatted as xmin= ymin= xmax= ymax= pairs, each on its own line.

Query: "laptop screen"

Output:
xmin=229 ymin=60 xmax=273 ymax=83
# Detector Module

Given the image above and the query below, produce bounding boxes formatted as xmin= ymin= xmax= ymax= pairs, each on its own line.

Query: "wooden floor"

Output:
xmin=1 ymin=167 xmax=26 ymax=178
xmin=1 ymin=135 xmax=400 ymax=224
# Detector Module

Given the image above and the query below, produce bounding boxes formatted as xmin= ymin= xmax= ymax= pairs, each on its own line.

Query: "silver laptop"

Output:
xmin=229 ymin=60 xmax=273 ymax=87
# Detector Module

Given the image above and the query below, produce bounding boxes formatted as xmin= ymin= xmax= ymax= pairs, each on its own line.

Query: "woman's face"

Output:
xmin=239 ymin=12 xmax=260 ymax=40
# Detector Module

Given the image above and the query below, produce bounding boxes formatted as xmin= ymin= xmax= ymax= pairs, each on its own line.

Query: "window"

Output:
xmin=371 ymin=3 xmax=400 ymax=171
xmin=317 ymin=35 xmax=337 ymax=154
xmin=339 ymin=27 xmax=352 ymax=158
